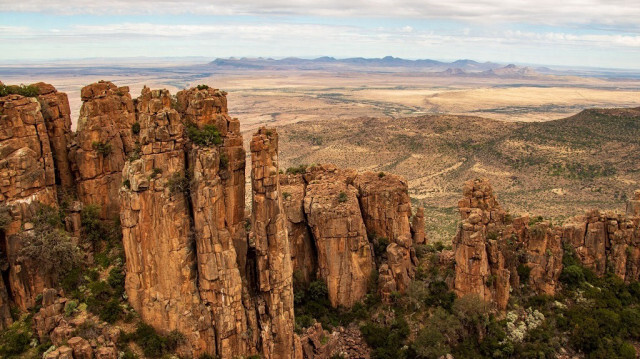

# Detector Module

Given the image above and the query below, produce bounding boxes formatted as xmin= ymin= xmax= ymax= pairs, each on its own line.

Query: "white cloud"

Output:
xmin=2 ymin=0 xmax=640 ymax=29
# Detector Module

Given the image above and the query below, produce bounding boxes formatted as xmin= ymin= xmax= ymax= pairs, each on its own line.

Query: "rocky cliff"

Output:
xmin=0 ymin=92 xmax=58 ymax=315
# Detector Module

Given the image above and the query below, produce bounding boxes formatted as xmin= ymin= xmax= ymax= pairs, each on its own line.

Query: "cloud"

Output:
xmin=3 ymin=0 xmax=640 ymax=29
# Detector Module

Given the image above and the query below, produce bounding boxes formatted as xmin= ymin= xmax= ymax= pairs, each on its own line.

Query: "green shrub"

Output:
xmin=81 ymin=204 xmax=104 ymax=244
xmin=219 ymin=152 xmax=229 ymax=170
xmin=65 ymin=300 xmax=78 ymax=316
xmin=186 ymin=124 xmax=222 ymax=146
xmin=425 ymin=281 xmax=456 ymax=310
xmin=337 ymin=191 xmax=348 ymax=203
xmin=132 ymin=122 xmax=141 ymax=135
xmin=286 ymin=164 xmax=308 ymax=175
xmin=18 ymin=205 xmax=80 ymax=281
xmin=0 ymin=84 xmax=39 ymax=97
xmin=360 ymin=316 xmax=410 ymax=359
xmin=517 ymin=264 xmax=532 ymax=284
xmin=133 ymin=323 xmax=166 ymax=357
xmin=92 ymin=141 xmax=112 ymax=156
xmin=373 ymin=237 xmax=390 ymax=259
xmin=378 ymin=172 xmax=385 ymax=178
xmin=560 ymin=265 xmax=585 ymax=287
xmin=282 ymin=192 xmax=292 ymax=200
xmin=167 ymin=172 xmax=190 ymax=195
xmin=196 ymin=84 xmax=209 ymax=90
xmin=122 ymin=179 xmax=131 ymax=189
xmin=150 ymin=167 xmax=162 ymax=179
xmin=0 ymin=324 xmax=31 ymax=357
xmin=0 ymin=205 xmax=11 ymax=230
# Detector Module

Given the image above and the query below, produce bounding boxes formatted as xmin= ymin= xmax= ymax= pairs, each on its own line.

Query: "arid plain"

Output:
xmin=2 ymin=58 xmax=639 ymax=242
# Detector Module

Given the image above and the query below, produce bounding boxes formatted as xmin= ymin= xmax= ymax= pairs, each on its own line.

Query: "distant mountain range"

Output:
xmin=207 ymin=56 xmax=552 ymax=78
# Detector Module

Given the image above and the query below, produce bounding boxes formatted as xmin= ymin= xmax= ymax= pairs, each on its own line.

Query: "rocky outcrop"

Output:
xmin=453 ymin=179 xmax=510 ymax=309
xmin=452 ymin=179 xmax=640 ymax=309
xmin=0 ymin=93 xmax=58 ymax=310
xmin=250 ymin=128 xmax=295 ymax=359
xmin=354 ymin=172 xmax=416 ymax=296
xmin=411 ymin=207 xmax=427 ymax=245
xmin=303 ymin=165 xmax=375 ymax=308
xmin=33 ymin=82 xmax=75 ymax=189
xmin=72 ymin=81 xmax=136 ymax=219
xmin=281 ymin=174 xmax=317 ymax=284
xmin=33 ymin=288 xmax=119 ymax=358
xmin=120 ymin=87 xmax=216 ymax=356
xmin=627 ymin=190 xmax=640 ymax=216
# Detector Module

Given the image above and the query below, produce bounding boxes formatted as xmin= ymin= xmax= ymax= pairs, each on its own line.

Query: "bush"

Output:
xmin=92 ymin=141 xmax=112 ymax=156
xmin=81 ymin=204 xmax=103 ymax=244
xmin=186 ymin=124 xmax=222 ymax=146
xmin=150 ymin=167 xmax=162 ymax=179
xmin=373 ymin=237 xmax=390 ymax=259
xmin=129 ymin=323 xmax=184 ymax=358
xmin=0 ymin=84 xmax=39 ymax=97
xmin=132 ymin=122 xmax=141 ymax=135
xmin=219 ymin=152 xmax=229 ymax=170
xmin=286 ymin=164 xmax=308 ymax=175
xmin=196 ymin=84 xmax=209 ymax=90
xmin=0 ymin=205 xmax=11 ymax=230
xmin=0 ymin=325 xmax=31 ymax=357
xmin=167 ymin=172 xmax=190 ymax=195
xmin=517 ymin=264 xmax=532 ymax=284
xmin=360 ymin=316 xmax=410 ymax=359
xmin=337 ymin=191 xmax=348 ymax=203
xmin=560 ymin=265 xmax=584 ymax=287
xmin=18 ymin=205 xmax=80 ymax=281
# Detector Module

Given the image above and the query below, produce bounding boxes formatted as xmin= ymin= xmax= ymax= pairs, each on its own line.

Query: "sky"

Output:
xmin=1 ymin=0 xmax=639 ymax=69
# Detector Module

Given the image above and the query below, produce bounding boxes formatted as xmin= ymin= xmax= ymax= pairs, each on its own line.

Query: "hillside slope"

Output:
xmin=278 ymin=107 xmax=640 ymax=241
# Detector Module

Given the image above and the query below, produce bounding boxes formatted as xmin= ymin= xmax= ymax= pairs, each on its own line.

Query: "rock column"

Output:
xmin=250 ymin=128 xmax=295 ymax=359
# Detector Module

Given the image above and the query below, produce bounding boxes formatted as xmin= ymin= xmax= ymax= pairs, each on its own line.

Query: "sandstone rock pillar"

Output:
xmin=32 ymin=82 xmax=75 ymax=189
xmin=302 ymin=165 xmax=375 ymax=308
xmin=250 ymin=128 xmax=295 ymax=359
xmin=72 ymin=81 xmax=136 ymax=219
xmin=120 ymin=88 xmax=215 ymax=356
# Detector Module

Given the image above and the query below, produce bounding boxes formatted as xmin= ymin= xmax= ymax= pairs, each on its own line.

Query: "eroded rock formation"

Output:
xmin=250 ymin=128 xmax=295 ymax=358
xmin=120 ymin=87 xmax=217 ymax=356
xmin=354 ymin=172 xmax=417 ymax=297
xmin=72 ymin=81 xmax=136 ymax=219
xmin=452 ymin=178 xmax=640 ymax=309
xmin=303 ymin=165 xmax=375 ymax=308
xmin=0 ymin=93 xmax=58 ymax=312
xmin=33 ymin=82 xmax=75 ymax=190
xmin=281 ymin=173 xmax=317 ymax=284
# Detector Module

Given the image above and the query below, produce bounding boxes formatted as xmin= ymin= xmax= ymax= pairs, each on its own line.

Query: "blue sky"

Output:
xmin=1 ymin=0 xmax=639 ymax=69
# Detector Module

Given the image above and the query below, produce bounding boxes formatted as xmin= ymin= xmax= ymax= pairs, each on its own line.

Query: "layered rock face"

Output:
xmin=453 ymin=179 xmax=511 ymax=309
xmin=354 ymin=172 xmax=417 ymax=297
xmin=120 ymin=87 xmax=217 ymax=356
xmin=302 ymin=165 xmax=375 ymax=308
xmin=177 ymin=87 xmax=248 ymax=271
xmin=250 ymin=128 xmax=295 ymax=359
xmin=33 ymin=82 xmax=75 ymax=189
xmin=281 ymin=173 xmax=317 ymax=284
xmin=452 ymin=179 xmax=640 ymax=309
xmin=279 ymin=166 xmax=423 ymax=306
xmin=0 ymin=93 xmax=58 ymax=312
xmin=72 ymin=81 xmax=136 ymax=219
